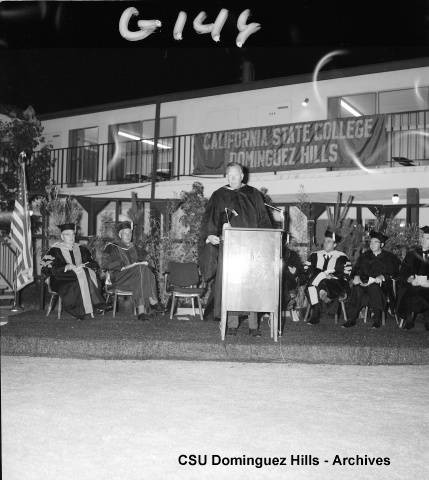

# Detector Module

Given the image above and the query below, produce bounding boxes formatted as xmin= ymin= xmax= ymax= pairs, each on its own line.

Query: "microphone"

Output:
xmin=224 ymin=207 xmax=238 ymax=224
xmin=226 ymin=207 xmax=238 ymax=216
xmin=264 ymin=203 xmax=282 ymax=213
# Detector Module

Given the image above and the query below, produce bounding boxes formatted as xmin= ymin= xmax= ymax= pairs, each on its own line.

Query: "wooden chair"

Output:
xmin=164 ymin=262 xmax=205 ymax=320
xmin=45 ymin=277 xmax=62 ymax=319
xmin=104 ymin=271 xmax=136 ymax=317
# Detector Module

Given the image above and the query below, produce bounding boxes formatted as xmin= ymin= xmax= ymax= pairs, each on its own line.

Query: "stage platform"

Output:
xmin=1 ymin=309 xmax=428 ymax=365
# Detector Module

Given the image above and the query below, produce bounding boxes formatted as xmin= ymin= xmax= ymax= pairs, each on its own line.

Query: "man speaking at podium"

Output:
xmin=200 ymin=162 xmax=272 ymax=336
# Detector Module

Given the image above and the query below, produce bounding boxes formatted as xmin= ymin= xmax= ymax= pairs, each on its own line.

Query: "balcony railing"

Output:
xmin=9 ymin=109 xmax=429 ymax=188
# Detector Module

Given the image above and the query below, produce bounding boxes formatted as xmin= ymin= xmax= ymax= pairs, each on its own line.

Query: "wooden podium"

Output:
xmin=220 ymin=227 xmax=283 ymax=341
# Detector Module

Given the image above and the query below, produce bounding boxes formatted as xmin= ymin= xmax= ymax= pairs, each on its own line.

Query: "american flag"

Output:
xmin=10 ymin=153 xmax=34 ymax=291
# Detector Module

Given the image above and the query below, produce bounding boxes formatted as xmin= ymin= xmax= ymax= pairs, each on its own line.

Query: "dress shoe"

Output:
xmin=342 ymin=320 xmax=356 ymax=328
xmin=151 ymin=303 xmax=165 ymax=313
xmin=95 ymin=304 xmax=112 ymax=313
xmin=319 ymin=289 xmax=331 ymax=304
xmin=226 ymin=327 xmax=238 ymax=336
xmin=402 ymin=313 xmax=416 ymax=330
xmin=249 ymin=328 xmax=262 ymax=337
xmin=308 ymin=305 xmax=321 ymax=324
xmin=307 ymin=318 xmax=320 ymax=325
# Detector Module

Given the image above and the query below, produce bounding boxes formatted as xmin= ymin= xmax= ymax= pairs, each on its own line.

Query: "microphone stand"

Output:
xmin=264 ymin=203 xmax=285 ymax=231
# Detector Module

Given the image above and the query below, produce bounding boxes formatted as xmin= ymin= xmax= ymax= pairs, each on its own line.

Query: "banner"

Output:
xmin=193 ymin=115 xmax=387 ymax=174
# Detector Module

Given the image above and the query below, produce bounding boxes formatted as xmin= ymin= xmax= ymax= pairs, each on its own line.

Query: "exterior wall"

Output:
xmin=161 ymin=67 xmax=429 ymax=134
xmin=41 ymin=66 xmax=429 ymax=143
xmin=43 ymin=104 xmax=156 ymax=149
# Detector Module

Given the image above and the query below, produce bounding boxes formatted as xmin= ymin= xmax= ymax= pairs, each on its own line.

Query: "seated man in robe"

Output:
xmin=40 ymin=223 xmax=107 ymax=320
xmin=397 ymin=225 xmax=429 ymax=330
xmin=304 ymin=230 xmax=351 ymax=325
xmin=102 ymin=221 xmax=164 ymax=321
xmin=342 ymin=231 xmax=400 ymax=329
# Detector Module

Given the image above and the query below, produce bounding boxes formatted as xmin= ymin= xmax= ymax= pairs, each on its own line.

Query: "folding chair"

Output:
xmin=361 ymin=278 xmax=400 ymax=327
xmin=104 ymin=271 xmax=136 ymax=317
xmin=164 ymin=262 xmax=205 ymax=320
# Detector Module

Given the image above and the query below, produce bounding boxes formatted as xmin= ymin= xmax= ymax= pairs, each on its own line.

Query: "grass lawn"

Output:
xmin=1 ymin=304 xmax=428 ymax=364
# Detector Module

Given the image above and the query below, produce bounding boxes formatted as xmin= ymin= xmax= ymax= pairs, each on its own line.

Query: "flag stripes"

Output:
xmin=10 ymin=159 xmax=33 ymax=291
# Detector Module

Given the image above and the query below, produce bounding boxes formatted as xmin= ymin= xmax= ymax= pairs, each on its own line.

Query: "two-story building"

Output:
xmin=38 ymin=57 xmax=429 ymax=242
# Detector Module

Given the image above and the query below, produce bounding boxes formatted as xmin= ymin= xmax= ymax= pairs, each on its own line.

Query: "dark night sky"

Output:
xmin=1 ymin=0 xmax=429 ymax=115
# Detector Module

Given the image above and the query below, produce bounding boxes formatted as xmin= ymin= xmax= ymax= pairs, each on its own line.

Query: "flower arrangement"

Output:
xmin=32 ymin=184 xmax=83 ymax=238
xmin=372 ymin=213 xmax=420 ymax=260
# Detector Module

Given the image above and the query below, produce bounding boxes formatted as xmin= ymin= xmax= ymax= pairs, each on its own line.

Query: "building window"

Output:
xmin=328 ymin=87 xmax=429 ymax=119
xmin=379 ymin=87 xmax=429 ymax=114
xmin=68 ymin=127 xmax=99 ymax=184
xmin=327 ymin=93 xmax=377 ymax=119
xmin=108 ymin=117 xmax=175 ymax=183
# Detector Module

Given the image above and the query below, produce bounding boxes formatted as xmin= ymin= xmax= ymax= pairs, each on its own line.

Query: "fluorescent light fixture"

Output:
xmin=141 ymin=139 xmax=172 ymax=149
xmin=118 ymin=130 xmax=141 ymax=141
xmin=392 ymin=194 xmax=399 ymax=204
xmin=340 ymin=99 xmax=362 ymax=117
xmin=301 ymin=98 xmax=309 ymax=107
xmin=117 ymin=131 xmax=172 ymax=149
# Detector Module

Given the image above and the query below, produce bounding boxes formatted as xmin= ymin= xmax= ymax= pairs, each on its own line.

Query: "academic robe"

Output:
xmin=101 ymin=241 xmax=158 ymax=311
xmin=396 ymin=247 xmax=429 ymax=317
xmin=41 ymin=243 xmax=105 ymax=318
xmin=346 ymin=249 xmax=400 ymax=320
xmin=199 ymin=184 xmax=272 ymax=318
xmin=305 ymin=249 xmax=350 ymax=305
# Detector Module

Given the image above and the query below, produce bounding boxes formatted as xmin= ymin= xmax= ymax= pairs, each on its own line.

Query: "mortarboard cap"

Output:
xmin=420 ymin=226 xmax=429 ymax=234
xmin=370 ymin=231 xmax=388 ymax=243
xmin=324 ymin=230 xmax=342 ymax=243
xmin=116 ymin=220 xmax=132 ymax=233
xmin=58 ymin=223 xmax=76 ymax=232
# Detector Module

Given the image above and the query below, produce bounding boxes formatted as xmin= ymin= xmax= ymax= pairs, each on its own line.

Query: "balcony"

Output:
xmin=27 ymin=109 xmax=429 ymax=188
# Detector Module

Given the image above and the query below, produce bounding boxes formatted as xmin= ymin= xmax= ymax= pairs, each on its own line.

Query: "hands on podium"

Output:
xmin=207 ymin=235 xmax=221 ymax=245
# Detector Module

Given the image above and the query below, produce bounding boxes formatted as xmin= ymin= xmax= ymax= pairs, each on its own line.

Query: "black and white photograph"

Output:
xmin=1 ymin=1 xmax=428 ymax=479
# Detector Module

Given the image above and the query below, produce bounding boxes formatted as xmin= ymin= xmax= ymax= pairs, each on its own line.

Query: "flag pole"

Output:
xmin=10 ymin=152 xmax=29 ymax=311
xmin=10 ymin=259 xmax=21 ymax=312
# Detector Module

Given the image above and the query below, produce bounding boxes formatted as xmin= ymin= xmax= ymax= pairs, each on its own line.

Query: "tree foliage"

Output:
xmin=0 ymin=105 xmax=53 ymax=211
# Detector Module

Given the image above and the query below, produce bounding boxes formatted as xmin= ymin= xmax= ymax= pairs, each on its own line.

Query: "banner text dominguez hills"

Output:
xmin=193 ymin=115 xmax=387 ymax=174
